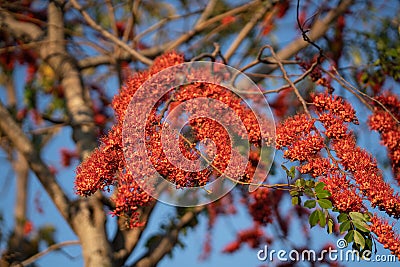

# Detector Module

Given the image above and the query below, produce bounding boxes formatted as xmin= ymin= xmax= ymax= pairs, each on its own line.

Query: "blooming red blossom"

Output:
xmin=312 ymin=93 xmax=358 ymax=124
xmin=75 ymin=52 xmax=184 ymax=225
xmin=368 ymin=92 xmax=400 ymax=184
xmin=298 ymin=156 xmax=331 ymax=178
xmin=249 ymin=188 xmax=273 ymax=225
xmin=277 ymin=92 xmax=400 ymax=218
xmin=75 ymin=51 xmax=268 ymax=225
xmin=333 ymin=136 xmax=400 ymax=218
xmin=370 ymin=215 xmax=400 ymax=260
xmin=60 ymin=148 xmax=78 ymax=167
xmin=23 ymin=220 xmax=34 ymax=236
xmin=222 ymin=224 xmax=271 ymax=253
xmin=320 ymin=173 xmax=363 ymax=212
xmin=276 ymin=113 xmax=324 ymax=162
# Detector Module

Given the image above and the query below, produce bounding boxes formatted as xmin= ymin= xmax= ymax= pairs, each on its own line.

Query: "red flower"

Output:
xmin=370 ymin=215 xmax=400 ymax=260
xmin=320 ymin=173 xmax=363 ymax=212
xmin=368 ymin=92 xmax=400 ymax=184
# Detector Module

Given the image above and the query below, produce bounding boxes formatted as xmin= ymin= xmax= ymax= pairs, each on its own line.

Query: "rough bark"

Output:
xmin=0 ymin=2 xmax=113 ymax=266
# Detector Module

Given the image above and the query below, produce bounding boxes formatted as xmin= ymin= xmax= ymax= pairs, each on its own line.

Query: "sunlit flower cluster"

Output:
xmin=277 ymin=92 xmax=400 ymax=219
xmin=320 ymin=173 xmax=363 ymax=212
xmin=370 ymin=215 xmax=400 ymax=260
xmin=368 ymin=92 xmax=400 ymax=184
xmin=75 ymin=52 xmax=268 ymax=225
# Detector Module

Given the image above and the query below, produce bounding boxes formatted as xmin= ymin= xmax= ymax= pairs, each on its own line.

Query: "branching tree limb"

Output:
xmin=237 ymin=0 xmax=354 ymax=89
xmin=17 ymin=240 xmax=80 ymax=267
xmin=0 ymin=101 xmax=71 ymax=219
xmin=69 ymin=0 xmax=153 ymax=66
xmin=131 ymin=206 xmax=205 ymax=267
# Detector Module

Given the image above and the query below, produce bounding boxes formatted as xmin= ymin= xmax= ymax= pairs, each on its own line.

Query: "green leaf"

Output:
xmin=316 ymin=190 xmax=332 ymax=199
xmin=365 ymin=238 xmax=373 ymax=252
xmin=289 ymin=189 xmax=300 ymax=197
xmin=304 ymin=200 xmax=316 ymax=209
xmin=317 ymin=199 xmax=333 ymax=209
xmin=349 ymin=212 xmax=367 ymax=222
xmin=354 ymin=230 xmax=365 ymax=249
xmin=327 ymin=218 xmax=334 ymax=234
xmin=363 ymin=212 xmax=372 ymax=222
xmin=337 ymin=213 xmax=349 ymax=223
xmin=304 ymin=188 xmax=314 ymax=198
xmin=292 ymin=196 xmax=299 ymax=206
xmin=306 ymin=180 xmax=315 ymax=188
xmin=340 ymin=220 xmax=351 ymax=234
xmin=288 ymin=166 xmax=296 ymax=179
xmin=38 ymin=225 xmax=56 ymax=246
xmin=295 ymin=178 xmax=305 ymax=187
xmin=315 ymin=182 xmax=326 ymax=193
xmin=352 ymin=220 xmax=370 ymax=233
xmin=318 ymin=209 xmax=326 ymax=227
xmin=309 ymin=210 xmax=319 ymax=228
xmin=344 ymin=230 xmax=355 ymax=244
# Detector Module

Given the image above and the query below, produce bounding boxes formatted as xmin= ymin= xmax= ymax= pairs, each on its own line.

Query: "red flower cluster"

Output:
xmin=320 ymin=173 xmax=363 ymax=212
xmin=368 ymin=92 xmax=400 ymax=184
xmin=276 ymin=114 xmax=324 ymax=161
xmin=370 ymin=215 xmax=400 ymax=260
xmin=312 ymin=93 xmax=358 ymax=124
xmin=75 ymin=52 xmax=268 ymax=225
xmin=222 ymin=224 xmax=271 ymax=253
xmin=75 ymin=52 xmax=184 ymax=225
xmin=60 ymin=148 xmax=78 ymax=167
xmin=333 ymin=136 xmax=400 ymax=218
xmin=248 ymin=188 xmax=273 ymax=225
xmin=277 ymin=92 xmax=400 ymax=218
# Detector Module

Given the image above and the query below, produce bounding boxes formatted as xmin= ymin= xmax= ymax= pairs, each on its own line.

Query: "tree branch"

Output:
xmin=266 ymin=45 xmax=310 ymax=115
xmin=45 ymin=3 xmax=113 ymax=266
xmin=16 ymin=240 xmax=80 ymax=267
xmin=77 ymin=0 xmax=262 ymax=69
xmin=2 ymin=4 xmax=114 ymax=266
xmin=69 ymin=0 xmax=153 ymax=66
xmin=112 ymin=204 xmax=156 ymax=266
xmin=237 ymin=0 xmax=354 ymax=88
xmin=0 ymin=101 xmax=71 ymax=219
xmin=224 ymin=1 xmax=276 ymax=61
xmin=131 ymin=206 xmax=204 ymax=267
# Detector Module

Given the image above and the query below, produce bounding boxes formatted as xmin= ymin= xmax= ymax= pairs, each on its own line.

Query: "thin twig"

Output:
xmin=224 ymin=2 xmax=274 ymax=61
xmin=105 ymin=0 xmax=118 ymax=38
xmin=15 ymin=240 xmax=80 ymax=267
xmin=70 ymin=0 xmax=153 ymax=65
xmin=131 ymin=206 xmax=204 ymax=267
xmin=132 ymin=11 xmax=202 ymax=42
xmin=196 ymin=0 xmax=217 ymax=25
xmin=190 ymin=43 xmax=226 ymax=63
xmin=262 ymin=58 xmax=321 ymax=94
xmin=166 ymin=0 xmax=261 ymax=51
xmin=265 ymin=45 xmax=311 ymax=115
xmin=296 ymin=0 xmax=323 ymax=58
xmin=121 ymin=0 xmax=136 ymax=43
xmin=322 ymin=68 xmax=373 ymax=111
xmin=329 ymin=66 xmax=400 ymax=124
